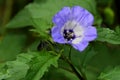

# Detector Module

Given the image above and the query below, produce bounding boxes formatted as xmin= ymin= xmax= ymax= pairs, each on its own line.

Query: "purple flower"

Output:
xmin=51 ymin=6 xmax=97 ymax=51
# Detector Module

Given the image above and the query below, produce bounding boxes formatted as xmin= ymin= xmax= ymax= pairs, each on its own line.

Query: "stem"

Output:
xmin=69 ymin=46 xmax=86 ymax=80
xmin=52 ymin=44 xmax=86 ymax=80
xmin=61 ymin=54 xmax=85 ymax=80
xmin=68 ymin=60 xmax=84 ymax=80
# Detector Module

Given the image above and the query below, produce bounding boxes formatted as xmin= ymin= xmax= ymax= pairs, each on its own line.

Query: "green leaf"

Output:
xmin=16 ymin=53 xmax=34 ymax=63
xmin=28 ymin=0 xmax=97 ymax=31
xmin=34 ymin=0 xmax=46 ymax=3
xmin=97 ymin=27 xmax=120 ymax=44
xmin=98 ymin=66 xmax=120 ymax=80
xmin=42 ymin=68 xmax=79 ymax=80
xmin=80 ymin=47 xmax=97 ymax=67
xmin=6 ymin=0 xmax=97 ymax=37
xmin=6 ymin=8 xmax=33 ymax=28
xmin=0 ymin=53 xmax=34 ymax=80
xmin=68 ymin=46 xmax=97 ymax=67
xmin=24 ymin=51 xmax=60 ymax=80
xmin=0 ymin=33 xmax=27 ymax=61
xmin=5 ymin=61 xmax=29 ymax=80
xmin=62 ymin=45 xmax=97 ymax=80
xmin=83 ymin=42 xmax=120 ymax=80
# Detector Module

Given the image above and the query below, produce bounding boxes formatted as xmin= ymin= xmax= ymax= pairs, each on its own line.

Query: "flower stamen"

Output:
xmin=63 ymin=29 xmax=75 ymax=41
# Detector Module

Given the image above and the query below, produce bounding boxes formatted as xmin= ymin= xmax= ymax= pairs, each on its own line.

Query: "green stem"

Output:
xmin=52 ymin=44 xmax=86 ymax=80
xmin=61 ymin=54 xmax=85 ymax=80
xmin=69 ymin=46 xmax=87 ymax=80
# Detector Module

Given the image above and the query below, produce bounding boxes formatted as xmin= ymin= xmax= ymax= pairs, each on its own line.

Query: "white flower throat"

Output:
xmin=61 ymin=20 xmax=84 ymax=44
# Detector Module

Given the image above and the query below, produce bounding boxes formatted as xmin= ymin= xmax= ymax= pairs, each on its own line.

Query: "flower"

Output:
xmin=51 ymin=6 xmax=97 ymax=51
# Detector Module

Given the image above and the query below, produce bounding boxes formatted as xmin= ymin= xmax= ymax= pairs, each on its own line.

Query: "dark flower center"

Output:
xmin=63 ymin=29 xmax=75 ymax=41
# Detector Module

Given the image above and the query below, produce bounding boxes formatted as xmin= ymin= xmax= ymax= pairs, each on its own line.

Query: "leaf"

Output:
xmin=34 ymin=0 xmax=46 ymax=3
xmin=5 ymin=61 xmax=29 ymax=80
xmin=6 ymin=0 xmax=97 ymax=37
xmin=16 ymin=53 xmax=34 ymax=63
xmin=0 ymin=53 xmax=34 ymax=80
xmin=27 ymin=0 xmax=97 ymax=32
xmin=83 ymin=43 xmax=120 ymax=80
xmin=42 ymin=68 xmax=79 ymax=80
xmin=24 ymin=51 xmax=60 ymax=80
xmin=97 ymin=27 xmax=120 ymax=44
xmin=98 ymin=66 xmax=120 ymax=80
xmin=6 ymin=8 xmax=33 ymax=28
xmin=62 ymin=45 xmax=97 ymax=80
xmin=0 ymin=33 xmax=27 ymax=61
xmin=33 ymin=0 xmax=97 ymax=15
xmin=80 ymin=46 xmax=97 ymax=67
xmin=0 ymin=49 xmax=60 ymax=80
